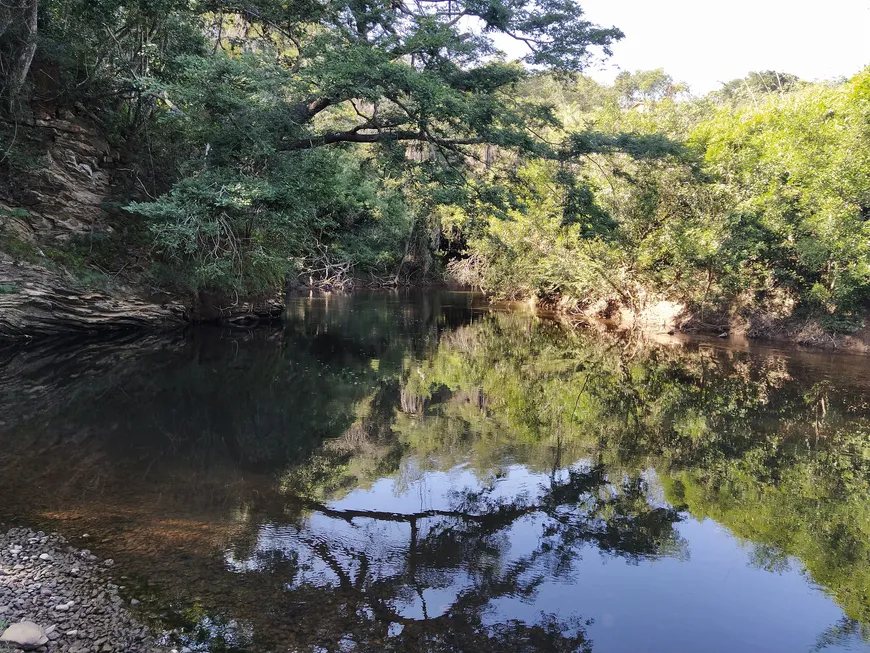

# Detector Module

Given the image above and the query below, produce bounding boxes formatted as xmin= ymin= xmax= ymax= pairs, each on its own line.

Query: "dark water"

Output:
xmin=2 ymin=291 xmax=870 ymax=652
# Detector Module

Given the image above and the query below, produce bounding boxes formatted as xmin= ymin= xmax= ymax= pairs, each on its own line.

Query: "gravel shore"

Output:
xmin=0 ymin=528 xmax=167 ymax=653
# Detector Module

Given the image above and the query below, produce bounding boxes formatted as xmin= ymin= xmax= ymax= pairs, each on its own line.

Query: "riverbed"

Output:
xmin=2 ymin=291 xmax=870 ymax=652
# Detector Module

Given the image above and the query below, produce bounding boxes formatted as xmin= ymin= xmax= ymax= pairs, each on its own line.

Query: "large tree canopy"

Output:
xmin=197 ymin=0 xmax=623 ymax=152
xmin=21 ymin=0 xmax=622 ymax=156
xmin=0 ymin=0 xmax=623 ymax=296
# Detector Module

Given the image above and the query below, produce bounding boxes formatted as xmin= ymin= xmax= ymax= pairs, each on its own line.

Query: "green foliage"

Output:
xmin=40 ymin=232 xmax=136 ymax=289
xmin=7 ymin=0 xmax=623 ymax=297
xmin=712 ymin=70 xmax=804 ymax=105
xmin=0 ymin=232 xmax=41 ymax=263
xmin=5 ymin=0 xmax=870 ymax=325
xmin=451 ymin=66 xmax=870 ymax=328
xmin=128 ymin=147 xmax=418 ymax=293
xmin=35 ymin=0 xmax=207 ymax=130
xmin=696 ymin=69 xmax=870 ymax=314
xmin=448 ymin=114 xmax=713 ymax=307
xmin=0 ymin=207 xmax=31 ymax=219
xmin=613 ymin=68 xmax=688 ymax=107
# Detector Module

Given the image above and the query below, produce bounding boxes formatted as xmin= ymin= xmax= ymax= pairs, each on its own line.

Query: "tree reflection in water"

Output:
xmin=222 ymin=462 xmax=683 ymax=651
xmin=1 ymin=292 xmax=870 ymax=652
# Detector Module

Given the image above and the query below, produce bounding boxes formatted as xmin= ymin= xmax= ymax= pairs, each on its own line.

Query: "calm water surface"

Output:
xmin=2 ymin=291 xmax=870 ymax=652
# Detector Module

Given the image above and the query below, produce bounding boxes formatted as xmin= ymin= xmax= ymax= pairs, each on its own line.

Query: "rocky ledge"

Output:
xmin=0 ymin=528 xmax=167 ymax=653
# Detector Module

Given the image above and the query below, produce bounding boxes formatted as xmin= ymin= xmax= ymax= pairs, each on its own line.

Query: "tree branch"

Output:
xmin=288 ymin=96 xmax=333 ymax=125
xmin=282 ymin=129 xmax=484 ymax=150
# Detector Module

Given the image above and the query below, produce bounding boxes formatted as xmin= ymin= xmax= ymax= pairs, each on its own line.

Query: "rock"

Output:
xmin=0 ymin=527 xmax=169 ymax=652
xmin=0 ymin=621 xmax=49 ymax=650
xmin=130 ymin=599 xmax=140 ymax=606
xmin=38 ymin=554 xmax=52 ymax=561
xmin=0 ymin=256 xmax=184 ymax=341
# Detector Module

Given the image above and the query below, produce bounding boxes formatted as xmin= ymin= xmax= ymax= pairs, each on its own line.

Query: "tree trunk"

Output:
xmin=5 ymin=0 xmax=38 ymax=113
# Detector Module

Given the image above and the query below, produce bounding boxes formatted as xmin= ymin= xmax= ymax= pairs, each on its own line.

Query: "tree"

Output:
xmin=714 ymin=70 xmax=803 ymax=104
xmin=108 ymin=0 xmax=624 ymax=296
xmin=0 ymin=0 xmax=39 ymax=113
xmin=121 ymin=0 xmax=627 ymax=163
xmin=613 ymin=68 xmax=687 ymax=108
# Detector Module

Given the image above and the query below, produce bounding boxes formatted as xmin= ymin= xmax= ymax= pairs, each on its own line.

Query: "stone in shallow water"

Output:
xmin=0 ymin=621 xmax=49 ymax=650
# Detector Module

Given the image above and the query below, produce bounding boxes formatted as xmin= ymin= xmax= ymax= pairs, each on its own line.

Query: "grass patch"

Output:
xmin=1 ymin=233 xmax=41 ymax=264
xmin=0 ymin=231 xmax=118 ymax=290
xmin=44 ymin=245 xmax=86 ymax=269
xmin=0 ymin=207 xmax=31 ymax=219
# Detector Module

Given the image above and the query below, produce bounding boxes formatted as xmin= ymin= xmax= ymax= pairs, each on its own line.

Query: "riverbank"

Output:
xmin=0 ymin=528 xmax=167 ymax=653
xmin=527 ymin=293 xmax=870 ymax=354
xmin=2 ymin=108 xmax=864 ymax=350
xmin=3 ymin=276 xmax=870 ymax=355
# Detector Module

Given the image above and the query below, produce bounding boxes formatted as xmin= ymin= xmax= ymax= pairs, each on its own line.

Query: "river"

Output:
xmin=1 ymin=290 xmax=869 ymax=652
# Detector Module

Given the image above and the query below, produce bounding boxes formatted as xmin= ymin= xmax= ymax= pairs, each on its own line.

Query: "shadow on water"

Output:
xmin=2 ymin=290 xmax=870 ymax=652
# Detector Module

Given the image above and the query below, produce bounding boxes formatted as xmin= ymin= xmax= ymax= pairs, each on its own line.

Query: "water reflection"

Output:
xmin=225 ymin=462 xmax=681 ymax=651
xmin=1 ymin=291 xmax=870 ymax=652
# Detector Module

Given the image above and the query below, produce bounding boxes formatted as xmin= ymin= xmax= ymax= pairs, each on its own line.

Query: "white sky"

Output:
xmin=565 ymin=0 xmax=870 ymax=93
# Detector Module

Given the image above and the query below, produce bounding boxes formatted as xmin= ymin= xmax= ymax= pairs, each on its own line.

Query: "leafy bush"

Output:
xmin=696 ymin=69 xmax=870 ymax=314
xmin=452 ymin=67 xmax=870 ymax=327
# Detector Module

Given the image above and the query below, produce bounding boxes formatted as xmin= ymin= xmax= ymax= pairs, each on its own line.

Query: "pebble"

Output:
xmin=0 ymin=527 xmax=173 ymax=653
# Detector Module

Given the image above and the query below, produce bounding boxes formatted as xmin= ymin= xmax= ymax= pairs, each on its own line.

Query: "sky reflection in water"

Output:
xmin=2 ymin=291 xmax=870 ymax=652
xmin=224 ymin=461 xmax=861 ymax=652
